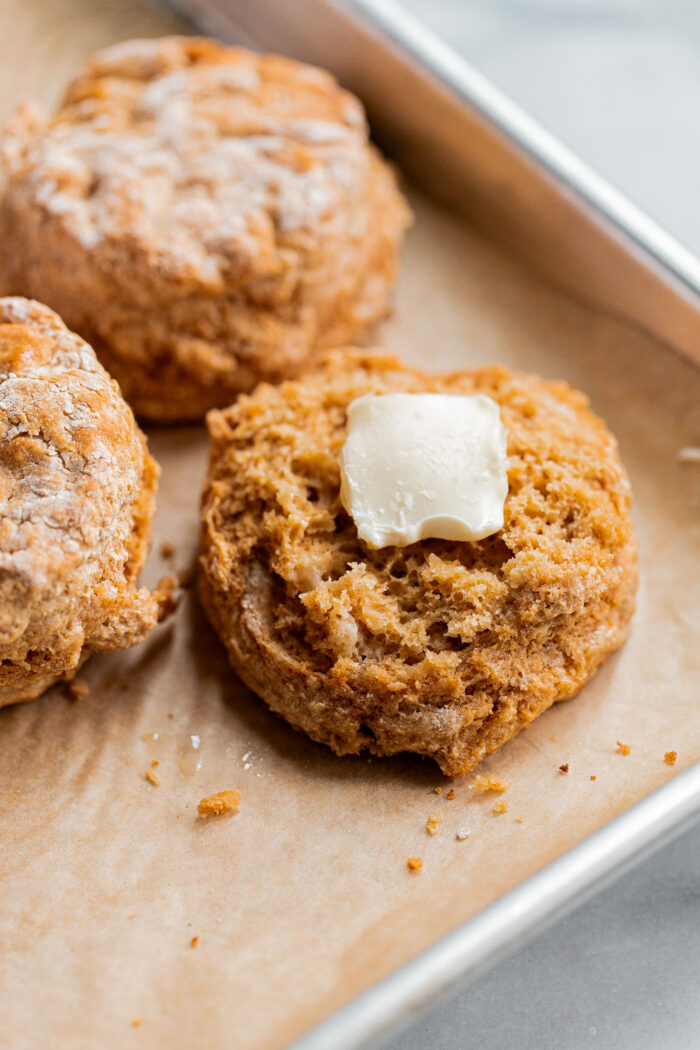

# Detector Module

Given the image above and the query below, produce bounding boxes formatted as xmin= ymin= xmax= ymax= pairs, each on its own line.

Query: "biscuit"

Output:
xmin=0 ymin=297 xmax=173 ymax=706
xmin=199 ymin=352 xmax=637 ymax=777
xmin=0 ymin=37 xmax=411 ymax=422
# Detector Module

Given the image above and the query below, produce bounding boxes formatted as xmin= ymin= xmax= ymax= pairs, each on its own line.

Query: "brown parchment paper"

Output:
xmin=1 ymin=3 xmax=699 ymax=1049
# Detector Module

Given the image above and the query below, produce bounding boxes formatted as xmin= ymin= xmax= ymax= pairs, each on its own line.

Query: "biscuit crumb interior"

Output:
xmin=200 ymin=352 xmax=637 ymax=777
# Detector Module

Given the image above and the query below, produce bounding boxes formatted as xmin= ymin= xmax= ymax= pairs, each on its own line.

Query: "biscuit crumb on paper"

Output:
xmin=493 ymin=800 xmax=508 ymax=815
xmin=472 ymin=775 xmax=510 ymax=794
xmin=425 ymin=813 xmax=441 ymax=836
xmin=65 ymin=679 xmax=90 ymax=701
xmin=616 ymin=741 xmax=631 ymax=755
xmin=446 ymin=788 xmax=456 ymax=800
xmin=664 ymin=751 xmax=677 ymax=766
xmin=559 ymin=763 xmax=569 ymax=774
xmin=407 ymin=856 xmax=423 ymax=871
xmin=145 ymin=769 xmax=160 ymax=787
xmin=152 ymin=575 xmax=182 ymax=621
xmin=198 ymin=790 xmax=241 ymax=817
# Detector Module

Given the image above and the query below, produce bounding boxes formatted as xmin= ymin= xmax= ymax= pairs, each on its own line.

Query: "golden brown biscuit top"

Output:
xmin=0 ymin=298 xmax=152 ymax=642
xmin=1 ymin=37 xmax=375 ymax=301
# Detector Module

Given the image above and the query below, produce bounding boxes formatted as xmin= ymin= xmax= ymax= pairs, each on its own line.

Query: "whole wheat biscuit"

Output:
xmin=0 ymin=36 xmax=411 ymax=422
xmin=0 ymin=297 xmax=174 ymax=706
xmin=200 ymin=352 xmax=637 ymax=777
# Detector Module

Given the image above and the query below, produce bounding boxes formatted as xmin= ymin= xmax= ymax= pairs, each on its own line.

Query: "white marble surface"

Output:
xmin=382 ymin=3 xmax=700 ymax=1048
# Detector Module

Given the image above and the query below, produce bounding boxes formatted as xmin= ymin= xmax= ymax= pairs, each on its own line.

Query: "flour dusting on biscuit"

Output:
xmin=0 ymin=37 xmax=411 ymax=422
xmin=0 ymin=297 xmax=170 ymax=706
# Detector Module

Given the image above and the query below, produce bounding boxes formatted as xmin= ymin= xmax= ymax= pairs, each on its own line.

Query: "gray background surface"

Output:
xmin=401 ymin=0 xmax=700 ymax=255
xmin=382 ymin=2 xmax=700 ymax=1048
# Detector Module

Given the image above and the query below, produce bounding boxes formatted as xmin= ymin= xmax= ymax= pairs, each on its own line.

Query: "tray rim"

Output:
xmin=347 ymin=0 xmax=700 ymax=306
xmin=171 ymin=0 xmax=700 ymax=361
xmin=289 ymin=763 xmax=700 ymax=1050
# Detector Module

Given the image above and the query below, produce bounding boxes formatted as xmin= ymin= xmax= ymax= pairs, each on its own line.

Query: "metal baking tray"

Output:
xmin=164 ymin=1 xmax=700 ymax=1047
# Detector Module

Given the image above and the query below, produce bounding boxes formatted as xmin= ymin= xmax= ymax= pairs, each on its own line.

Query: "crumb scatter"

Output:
xmin=664 ymin=751 xmax=677 ymax=766
xmin=472 ymin=775 xmax=510 ymax=793
xmin=616 ymin=741 xmax=631 ymax=755
xmin=493 ymin=800 xmax=508 ymax=815
xmin=426 ymin=813 xmax=441 ymax=836
xmin=197 ymin=790 xmax=241 ymax=817
xmin=407 ymin=856 xmax=423 ymax=871
xmin=66 ymin=679 xmax=90 ymax=700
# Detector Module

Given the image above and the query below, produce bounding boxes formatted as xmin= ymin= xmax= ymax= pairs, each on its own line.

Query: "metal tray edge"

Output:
xmin=348 ymin=0 xmax=700 ymax=303
xmin=173 ymin=0 xmax=700 ymax=361
xmin=289 ymin=763 xmax=700 ymax=1050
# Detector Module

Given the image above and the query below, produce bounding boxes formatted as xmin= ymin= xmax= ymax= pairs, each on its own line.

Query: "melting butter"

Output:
xmin=339 ymin=392 xmax=508 ymax=548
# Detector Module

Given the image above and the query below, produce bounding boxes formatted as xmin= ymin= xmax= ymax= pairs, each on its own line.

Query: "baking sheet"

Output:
xmin=175 ymin=0 xmax=700 ymax=365
xmin=1 ymin=3 xmax=700 ymax=1050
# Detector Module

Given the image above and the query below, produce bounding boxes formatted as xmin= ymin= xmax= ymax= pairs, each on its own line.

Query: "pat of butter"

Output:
xmin=339 ymin=393 xmax=508 ymax=548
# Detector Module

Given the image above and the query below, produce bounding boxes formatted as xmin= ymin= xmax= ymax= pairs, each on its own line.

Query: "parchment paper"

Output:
xmin=1 ymin=3 xmax=699 ymax=1049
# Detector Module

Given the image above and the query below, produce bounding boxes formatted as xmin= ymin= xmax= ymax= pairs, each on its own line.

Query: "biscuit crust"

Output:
xmin=0 ymin=37 xmax=411 ymax=422
xmin=200 ymin=352 xmax=637 ymax=777
xmin=0 ymin=297 xmax=170 ymax=705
